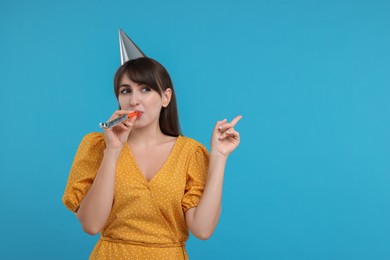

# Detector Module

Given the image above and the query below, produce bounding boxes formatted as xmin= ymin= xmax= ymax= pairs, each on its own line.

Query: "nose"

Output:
xmin=129 ymin=91 xmax=141 ymax=107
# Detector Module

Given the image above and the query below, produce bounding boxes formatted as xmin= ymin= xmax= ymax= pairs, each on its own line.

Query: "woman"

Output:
xmin=62 ymin=57 xmax=242 ymax=259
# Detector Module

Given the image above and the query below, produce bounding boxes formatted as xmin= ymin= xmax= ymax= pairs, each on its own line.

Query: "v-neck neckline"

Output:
xmin=125 ymin=135 xmax=181 ymax=185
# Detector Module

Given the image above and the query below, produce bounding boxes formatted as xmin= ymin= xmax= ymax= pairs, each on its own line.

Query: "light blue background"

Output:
xmin=1 ymin=0 xmax=389 ymax=259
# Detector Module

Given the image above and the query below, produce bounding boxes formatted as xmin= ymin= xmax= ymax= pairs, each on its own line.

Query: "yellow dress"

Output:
xmin=62 ymin=133 xmax=209 ymax=259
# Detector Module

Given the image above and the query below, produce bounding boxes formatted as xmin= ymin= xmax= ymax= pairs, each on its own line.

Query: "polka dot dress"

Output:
xmin=62 ymin=133 xmax=209 ymax=259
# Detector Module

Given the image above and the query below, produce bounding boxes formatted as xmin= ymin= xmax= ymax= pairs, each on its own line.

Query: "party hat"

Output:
xmin=118 ymin=29 xmax=145 ymax=65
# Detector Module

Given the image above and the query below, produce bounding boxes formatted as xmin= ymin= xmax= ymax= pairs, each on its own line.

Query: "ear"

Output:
xmin=162 ymin=88 xmax=172 ymax=107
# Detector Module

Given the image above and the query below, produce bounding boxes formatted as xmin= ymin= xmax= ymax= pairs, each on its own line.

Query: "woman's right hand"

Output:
xmin=103 ymin=110 xmax=137 ymax=150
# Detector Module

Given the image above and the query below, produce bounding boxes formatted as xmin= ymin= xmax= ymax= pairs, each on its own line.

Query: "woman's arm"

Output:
xmin=76 ymin=148 xmax=120 ymax=235
xmin=185 ymin=116 xmax=242 ymax=240
xmin=76 ymin=111 xmax=136 ymax=235
xmin=185 ymin=151 xmax=226 ymax=240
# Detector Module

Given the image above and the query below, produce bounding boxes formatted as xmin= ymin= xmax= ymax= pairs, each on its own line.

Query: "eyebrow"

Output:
xmin=120 ymin=83 xmax=149 ymax=89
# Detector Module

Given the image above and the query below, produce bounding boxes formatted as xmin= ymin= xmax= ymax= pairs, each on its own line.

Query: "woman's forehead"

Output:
xmin=119 ymin=74 xmax=141 ymax=87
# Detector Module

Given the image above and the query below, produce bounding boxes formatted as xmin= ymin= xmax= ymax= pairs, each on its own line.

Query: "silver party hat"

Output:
xmin=119 ymin=29 xmax=145 ymax=65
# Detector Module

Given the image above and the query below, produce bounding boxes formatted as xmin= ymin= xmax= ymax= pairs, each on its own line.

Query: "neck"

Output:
xmin=127 ymin=123 xmax=166 ymax=147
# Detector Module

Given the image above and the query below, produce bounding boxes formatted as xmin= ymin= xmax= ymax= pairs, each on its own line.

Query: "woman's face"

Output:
xmin=117 ymin=72 xmax=171 ymax=129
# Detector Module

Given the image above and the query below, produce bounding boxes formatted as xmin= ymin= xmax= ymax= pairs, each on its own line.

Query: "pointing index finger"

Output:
xmin=230 ymin=115 xmax=243 ymax=127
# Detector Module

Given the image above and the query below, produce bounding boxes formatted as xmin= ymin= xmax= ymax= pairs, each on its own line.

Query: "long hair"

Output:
xmin=113 ymin=57 xmax=181 ymax=136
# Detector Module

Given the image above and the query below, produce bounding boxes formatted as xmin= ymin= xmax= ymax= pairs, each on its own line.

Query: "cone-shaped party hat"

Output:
xmin=119 ymin=29 xmax=145 ymax=65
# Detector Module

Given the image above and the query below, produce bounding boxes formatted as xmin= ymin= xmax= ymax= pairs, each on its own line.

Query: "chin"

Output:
xmin=133 ymin=121 xmax=146 ymax=128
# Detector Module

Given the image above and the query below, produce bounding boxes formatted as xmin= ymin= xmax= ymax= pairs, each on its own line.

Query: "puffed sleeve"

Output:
xmin=182 ymin=143 xmax=209 ymax=213
xmin=62 ymin=132 xmax=105 ymax=213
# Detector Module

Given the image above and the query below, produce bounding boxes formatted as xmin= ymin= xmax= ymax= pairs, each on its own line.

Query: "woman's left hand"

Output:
xmin=210 ymin=115 xmax=242 ymax=157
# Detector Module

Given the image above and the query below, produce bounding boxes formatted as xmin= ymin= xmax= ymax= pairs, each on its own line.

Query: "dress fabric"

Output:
xmin=62 ymin=133 xmax=209 ymax=259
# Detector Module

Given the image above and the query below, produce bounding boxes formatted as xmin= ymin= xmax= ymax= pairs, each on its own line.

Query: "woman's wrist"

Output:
xmin=210 ymin=149 xmax=229 ymax=160
xmin=104 ymin=147 xmax=122 ymax=157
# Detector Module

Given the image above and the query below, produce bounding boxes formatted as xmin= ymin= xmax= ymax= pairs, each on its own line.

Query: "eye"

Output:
xmin=141 ymin=86 xmax=151 ymax=93
xmin=120 ymin=88 xmax=131 ymax=94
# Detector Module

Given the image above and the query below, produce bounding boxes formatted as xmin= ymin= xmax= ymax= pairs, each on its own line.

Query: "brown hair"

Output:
xmin=113 ymin=57 xmax=181 ymax=137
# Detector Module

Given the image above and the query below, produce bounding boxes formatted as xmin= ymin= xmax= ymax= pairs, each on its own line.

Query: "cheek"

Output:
xmin=117 ymin=96 xmax=127 ymax=106
xmin=145 ymin=94 xmax=164 ymax=108
xmin=151 ymin=100 xmax=164 ymax=112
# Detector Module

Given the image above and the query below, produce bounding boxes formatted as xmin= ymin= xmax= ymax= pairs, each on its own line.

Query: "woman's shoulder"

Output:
xmin=81 ymin=132 xmax=105 ymax=142
xmin=178 ymin=135 xmax=208 ymax=153
xmin=82 ymin=131 xmax=104 ymax=140
xmin=78 ymin=132 xmax=106 ymax=150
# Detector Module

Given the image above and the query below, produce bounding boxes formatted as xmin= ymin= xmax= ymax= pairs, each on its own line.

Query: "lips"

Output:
xmin=134 ymin=110 xmax=144 ymax=119
xmin=128 ymin=110 xmax=143 ymax=119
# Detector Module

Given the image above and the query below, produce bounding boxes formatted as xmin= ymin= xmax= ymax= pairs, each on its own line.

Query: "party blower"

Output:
xmin=99 ymin=111 xmax=141 ymax=129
